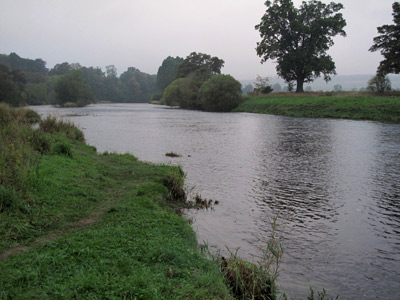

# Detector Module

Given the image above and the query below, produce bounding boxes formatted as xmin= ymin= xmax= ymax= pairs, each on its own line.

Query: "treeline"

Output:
xmin=0 ymin=52 xmax=158 ymax=107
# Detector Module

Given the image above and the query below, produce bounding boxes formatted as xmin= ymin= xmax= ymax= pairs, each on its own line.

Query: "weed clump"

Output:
xmin=163 ymin=173 xmax=186 ymax=202
xmin=39 ymin=115 xmax=85 ymax=142
xmin=222 ymin=217 xmax=282 ymax=300
xmin=52 ymin=140 xmax=73 ymax=157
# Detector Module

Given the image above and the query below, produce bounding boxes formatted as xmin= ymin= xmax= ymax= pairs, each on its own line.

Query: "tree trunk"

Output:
xmin=296 ymin=78 xmax=304 ymax=93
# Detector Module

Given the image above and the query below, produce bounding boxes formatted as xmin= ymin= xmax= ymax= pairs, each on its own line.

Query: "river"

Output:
xmin=32 ymin=103 xmax=400 ymax=299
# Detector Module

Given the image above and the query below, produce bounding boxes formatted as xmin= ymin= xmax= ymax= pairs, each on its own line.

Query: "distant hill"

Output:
xmin=240 ymin=74 xmax=400 ymax=92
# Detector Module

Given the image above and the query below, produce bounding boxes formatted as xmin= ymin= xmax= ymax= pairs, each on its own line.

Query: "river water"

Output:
xmin=33 ymin=104 xmax=400 ymax=299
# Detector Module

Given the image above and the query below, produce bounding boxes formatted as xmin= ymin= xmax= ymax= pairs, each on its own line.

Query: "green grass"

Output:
xmin=0 ymin=148 xmax=232 ymax=299
xmin=0 ymin=105 xmax=232 ymax=299
xmin=235 ymin=92 xmax=400 ymax=123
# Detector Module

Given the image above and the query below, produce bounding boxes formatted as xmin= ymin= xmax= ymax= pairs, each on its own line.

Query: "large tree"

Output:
xmin=255 ymin=0 xmax=346 ymax=92
xmin=369 ymin=2 xmax=400 ymax=75
xmin=156 ymin=56 xmax=183 ymax=92
xmin=54 ymin=70 xmax=93 ymax=107
xmin=175 ymin=52 xmax=224 ymax=79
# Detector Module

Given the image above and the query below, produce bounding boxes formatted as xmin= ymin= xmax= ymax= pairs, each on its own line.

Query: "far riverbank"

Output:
xmin=234 ymin=92 xmax=400 ymax=123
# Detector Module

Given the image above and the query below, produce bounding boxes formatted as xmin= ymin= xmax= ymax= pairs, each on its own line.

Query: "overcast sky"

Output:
xmin=0 ymin=0 xmax=397 ymax=79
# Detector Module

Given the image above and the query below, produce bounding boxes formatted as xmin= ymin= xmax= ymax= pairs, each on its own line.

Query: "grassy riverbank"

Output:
xmin=0 ymin=105 xmax=232 ymax=299
xmin=235 ymin=92 xmax=400 ymax=123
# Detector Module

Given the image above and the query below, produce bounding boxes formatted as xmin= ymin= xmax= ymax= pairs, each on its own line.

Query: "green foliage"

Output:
xmin=162 ymin=78 xmax=187 ymax=107
xmin=0 ymin=105 xmax=41 ymax=214
xmin=255 ymin=0 xmax=346 ymax=92
xmin=0 ymin=64 xmax=26 ymax=107
xmin=198 ymin=74 xmax=243 ymax=112
xmin=25 ymin=82 xmax=50 ymax=105
xmin=162 ymin=53 xmax=244 ymax=112
xmin=0 ymin=52 xmax=48 ymax=74
xmin=176 ymin=52 xmax=225 ymax=79
xmin=120 ymin=67 xmax=157 ymax=103
xmin=254 ymin=75 xmax=274 ymax=94
xmin=369 ymin=2 xmax=400 ymax=75
xmin=54 ymin=70 xmax=94 ymax=107
xmin=156 ymin=56 xmax=184 ymax=92
xmin=367 ymin=74 xmax=392 ymax=94
xmin=1 ymin=52 xmax=159 ymax=104
xmin=52 ymin=139 xmax=73 ymax=157
xmin=48 ymin=62 xmax=71 ymax=76
xmin=39 ymin=116 xmax=85 ymax=142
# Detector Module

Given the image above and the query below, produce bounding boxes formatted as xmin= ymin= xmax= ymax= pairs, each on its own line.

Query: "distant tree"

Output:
xmin=305 ymin=86 xmax=313 ymax=92
xmin=25 ymin=83 xmax=49 ymax=105
xmin=369 ymin=2 xmax=400 ymax=75
xmin=0 ymin=65 xmax=22 ymax=106
xmin=80 ymin=66 xmax=106 ymax=100
xmin=255 ymin=0 xmax=346 ymax=92
xmin=119 ymin=67 xmax=156 ymax=102
xmin=162 ymin=78 xmax=189 ymax=107
xmin=198 ymin=75 xmax=243 ymax=112
xmin=367 ymin=74 xmax=392 ymax=94
xmin=333 ymin=84 xmax=343 ymax=92
xmin=254 ymin=75 xmax=273 ymax=94
xmin=156 ymin=56 xmax=183 ymax=92
xmin=242 ymin=83 xmax=254 ymax=94
xmin=176 ymin=52 xmax=224 ymax=79
xmin=49 ymin=62 xmax=71 ymax=76
xmin=54 ymin=70 xmax=93 ymax=107
xmin=272 ymin=83 xmax=282 ymax=92
xmin=106 ymin=65 xmax=118 ymax=78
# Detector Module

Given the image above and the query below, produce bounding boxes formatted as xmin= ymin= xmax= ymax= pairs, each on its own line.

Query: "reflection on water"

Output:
xmin=33 ymin=104 xmax=400 ymax=299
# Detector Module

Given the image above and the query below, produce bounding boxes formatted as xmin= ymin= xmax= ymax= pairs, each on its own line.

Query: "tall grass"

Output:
xmin=0 ymin=104 xmax=41 ymax=212
xmin=221 ymin=217 xmax=282 ymax=300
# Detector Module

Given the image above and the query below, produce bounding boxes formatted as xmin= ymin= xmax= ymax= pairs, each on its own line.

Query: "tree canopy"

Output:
xmin=0 ymin=64 xmax=26 ymax=107
xmin=369 ymin=2 xmax=400 ymax=75
xmin=255 ymin=0 xmax=346 ymax=92
xmin=54 ymin=70 xmax=94 ymax=107
xmin=156 ymin=56 xmax=183 ymax=92
xmin=175 ymin=52 xmax=224 ymax=79
xmin=198 ymin=75 xmax=243 ymax=112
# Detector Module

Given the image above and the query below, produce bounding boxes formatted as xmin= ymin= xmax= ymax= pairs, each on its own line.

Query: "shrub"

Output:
xmin=198 ymin=74 xmax=243 ymax=112
xmin=17 ymin=108 xmax=41 ymax=124
xmin=30 ymin=130 xmax=52 ymax=154
xmin=162 ymin=78 xmax=188 ymax=107
xmin=52 ymin=140 xmax=73 ymax=157
xmin=39 ymin=116 xmax=85 ymax=142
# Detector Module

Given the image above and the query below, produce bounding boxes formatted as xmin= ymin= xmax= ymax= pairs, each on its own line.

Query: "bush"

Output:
xmin=17 ymin=108 xmax=41 ymax=124
xmin=198 ymin=74 xmax=243 ymax=112
xmin=52 ymin=139 xmax=73 ymax=157
xmin=39 ymin=116 xmax=85 ymax=142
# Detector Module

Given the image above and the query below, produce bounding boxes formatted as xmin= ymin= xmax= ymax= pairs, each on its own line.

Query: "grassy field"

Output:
xmin=235 ymin=92 xmax=400 ymax=123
